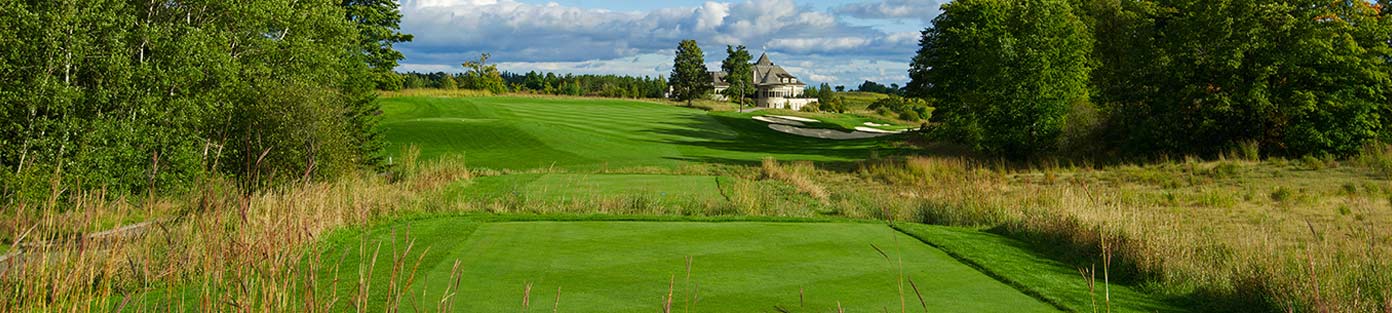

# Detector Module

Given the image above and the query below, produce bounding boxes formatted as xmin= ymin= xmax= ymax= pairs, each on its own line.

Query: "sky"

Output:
xmin=396 ymin=0 xmax=943 ymax=88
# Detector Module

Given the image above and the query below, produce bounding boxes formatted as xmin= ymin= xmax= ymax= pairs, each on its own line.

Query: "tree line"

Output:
xmin=856 ymin=81 xmax=904 ymax=96
xmin=402 ymin=69 xmax=669 ymax=99
xmin=911 ymin=0 xmax=1392 ymax=159
xmin=0 ymin=0 xmax=411 ymax=201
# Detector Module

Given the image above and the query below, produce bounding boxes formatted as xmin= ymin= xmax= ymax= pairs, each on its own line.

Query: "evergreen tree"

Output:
xmin=670 ymin=40 xmax=712 ymax=106
xmin=342 ymin=0 xmax=414 ymax=91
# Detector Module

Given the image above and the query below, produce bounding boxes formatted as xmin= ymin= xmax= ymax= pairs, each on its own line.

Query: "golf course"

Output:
xmin=9 ymin=0 xmax=1390 ymax=311
xmin=318 ymin=95 xmax=1184 ymax=312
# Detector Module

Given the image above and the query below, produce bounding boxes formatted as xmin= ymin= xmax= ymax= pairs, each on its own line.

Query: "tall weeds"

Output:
xmin=0 ymin=157 xmax=468 ymax=311
xmin=857 ymin=155 xmax=1392 ymax=312
xmin=761 ymin=158 xmax=829 ymax=201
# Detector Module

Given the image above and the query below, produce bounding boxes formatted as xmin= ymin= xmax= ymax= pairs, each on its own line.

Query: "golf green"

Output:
xmin=404 ymin=221 xmax=1057 ymax=312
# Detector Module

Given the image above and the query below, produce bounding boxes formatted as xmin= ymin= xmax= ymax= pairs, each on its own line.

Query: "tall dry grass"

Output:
xmin=761 ymin=158 xmax=829 ymax=202
xmin=377 ymin=88 xmax=494 ymax=98
xmin=0 ymin=155 xmax=468 ymax=311
xmin=849 ymin=155 xmax=1392 ymax=312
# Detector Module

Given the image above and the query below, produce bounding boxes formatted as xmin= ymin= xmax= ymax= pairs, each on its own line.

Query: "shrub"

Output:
xmin=868 ymin=95 xmax=934 ymax=122
xmin=1270 ymin=186 xmax=1294 ymax=203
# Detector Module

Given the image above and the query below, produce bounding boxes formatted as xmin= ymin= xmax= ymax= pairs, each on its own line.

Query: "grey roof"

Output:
xmin=710 ymin=71 xmax=730 ymax=87
xmin=755 ymin=53 xmax=773 ymax=66
xmin=711 ymin=53 xmax=804 ymax=87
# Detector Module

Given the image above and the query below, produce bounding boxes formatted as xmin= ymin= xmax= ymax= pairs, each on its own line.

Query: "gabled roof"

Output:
xmin=752 ymin=53 xmax=802 ymax=86
xmin=710 ymin=71 xmax=730 ymax=87
xmin=709 ymin=52 xmax=805 ymax=87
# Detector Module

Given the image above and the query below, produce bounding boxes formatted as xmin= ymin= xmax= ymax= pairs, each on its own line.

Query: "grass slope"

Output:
xmin=336 ymin=219 xmax=1059 ymax=312
xmin=379 ymin=96 xmax=908 ymax=170
xmin=895 ymin=224 xmax=1187 ymax=313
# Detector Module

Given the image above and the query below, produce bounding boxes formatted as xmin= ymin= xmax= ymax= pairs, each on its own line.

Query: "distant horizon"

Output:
xmin=395 ymin=0 xmax=943 ymax=88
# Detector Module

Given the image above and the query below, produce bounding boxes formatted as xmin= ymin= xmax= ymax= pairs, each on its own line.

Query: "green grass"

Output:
xmin=837 ymin=91 xmax=891 ymax=111
xmin=895 ymin=224 xmax=1188 ymax=313
xmin=367 ymin=95 xmax=1188 ymax=312
xmin=329 ymin=218 xmax=1060 ymax=312
xmin=455 ymin=173 xmax=725 ymax=200
xmin=379 ymin=96 xmax=909 ymax=170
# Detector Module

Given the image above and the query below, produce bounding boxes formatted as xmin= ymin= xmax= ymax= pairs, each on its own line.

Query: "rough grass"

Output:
xmin=0 ymin=171 xmax=423 ymax=311
xmin=857 ymin=156 xmax=1392 ymax=312
xmin=836 ymin=91 xmax=891 ymax=111
xmin=379 ymin=88 xmax=495 ymax=98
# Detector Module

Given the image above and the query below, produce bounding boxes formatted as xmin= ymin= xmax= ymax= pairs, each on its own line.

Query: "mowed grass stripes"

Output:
xmin=377 ymin=96 xmax=905 ymax=170
xmin=361 ymin=220 xmax=1060 ymax=312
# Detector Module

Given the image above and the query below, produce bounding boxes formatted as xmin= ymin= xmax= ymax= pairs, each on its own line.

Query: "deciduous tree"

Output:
xmin=908 ymin=0 xmax=1092 ymax=158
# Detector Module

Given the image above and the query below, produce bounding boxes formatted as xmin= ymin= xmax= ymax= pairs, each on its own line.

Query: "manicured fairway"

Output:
xmin=379 ymin=96 xmax=907 ymax=170
xmin=400 ymin=221 xmax=1057 ymax=312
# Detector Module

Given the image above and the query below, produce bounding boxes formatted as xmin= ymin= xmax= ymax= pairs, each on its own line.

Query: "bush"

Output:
xmin=1057 ymin=99 xmax=1106 ymax=158
xmin=1089 ymin=0 xmax=1391 ymax=158
xmin=868 ymin=95 xmax=934 ymax=122
xmin=0 ymin=0 xmax=385 ymax=198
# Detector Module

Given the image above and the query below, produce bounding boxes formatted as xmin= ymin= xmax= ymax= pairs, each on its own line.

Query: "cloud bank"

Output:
xmin=834 ymin=0 xmax=943 ymax=23
xmin=397 ymin=0 xmax=937 ymax=87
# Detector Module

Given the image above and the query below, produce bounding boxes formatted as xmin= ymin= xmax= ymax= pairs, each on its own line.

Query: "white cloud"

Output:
xmin=396 ymin=0 xmax=921 ymax=86
xmin=769 ymin=37 xmax=872 ymax=52
xmin=835 ymin=0 xmax=943 ymax=22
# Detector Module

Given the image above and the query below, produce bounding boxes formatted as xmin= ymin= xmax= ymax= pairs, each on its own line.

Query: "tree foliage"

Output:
xmin=403 ymin=71 xmax=669 ymax=99
xmin=504 ymin=71 xmax=668 ymax=98
xmin=0 ymin=0 xmax=401 ymax=200
xmin=909 ymin=0 xmax=1092 ymax=158
xmin=721 ymin=45 xmax=755 ymax=108
xmin=1083 ymin=0 xmax=1392 ymax=157
xmin=342 ymin=0 xmax=413 ymax=91
xmin=461 ymin=53 xmax=508 ymax=94
xmin=857 ymin=81 xmax=904 ymax=96
xmin=868 ymin=96 xmax=935 ymax=122
xmin=670 ymin=40 xmax=712 ymax=106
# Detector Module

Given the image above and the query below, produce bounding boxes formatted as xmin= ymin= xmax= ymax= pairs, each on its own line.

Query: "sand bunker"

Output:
xmin=767 ymin=124 xmax=887 ymax=140
xmin=863 ymin=122 xmax=890 ymax=127
xmin=753 ymin=116 xmax=907 ymax=140
xmin=853 ymin=127 xmax=908 ymax=134
xmin=768 ymin=115 xmax=819 ymax=123
xmin=753 ymin=116 xmax=807 ymax=126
